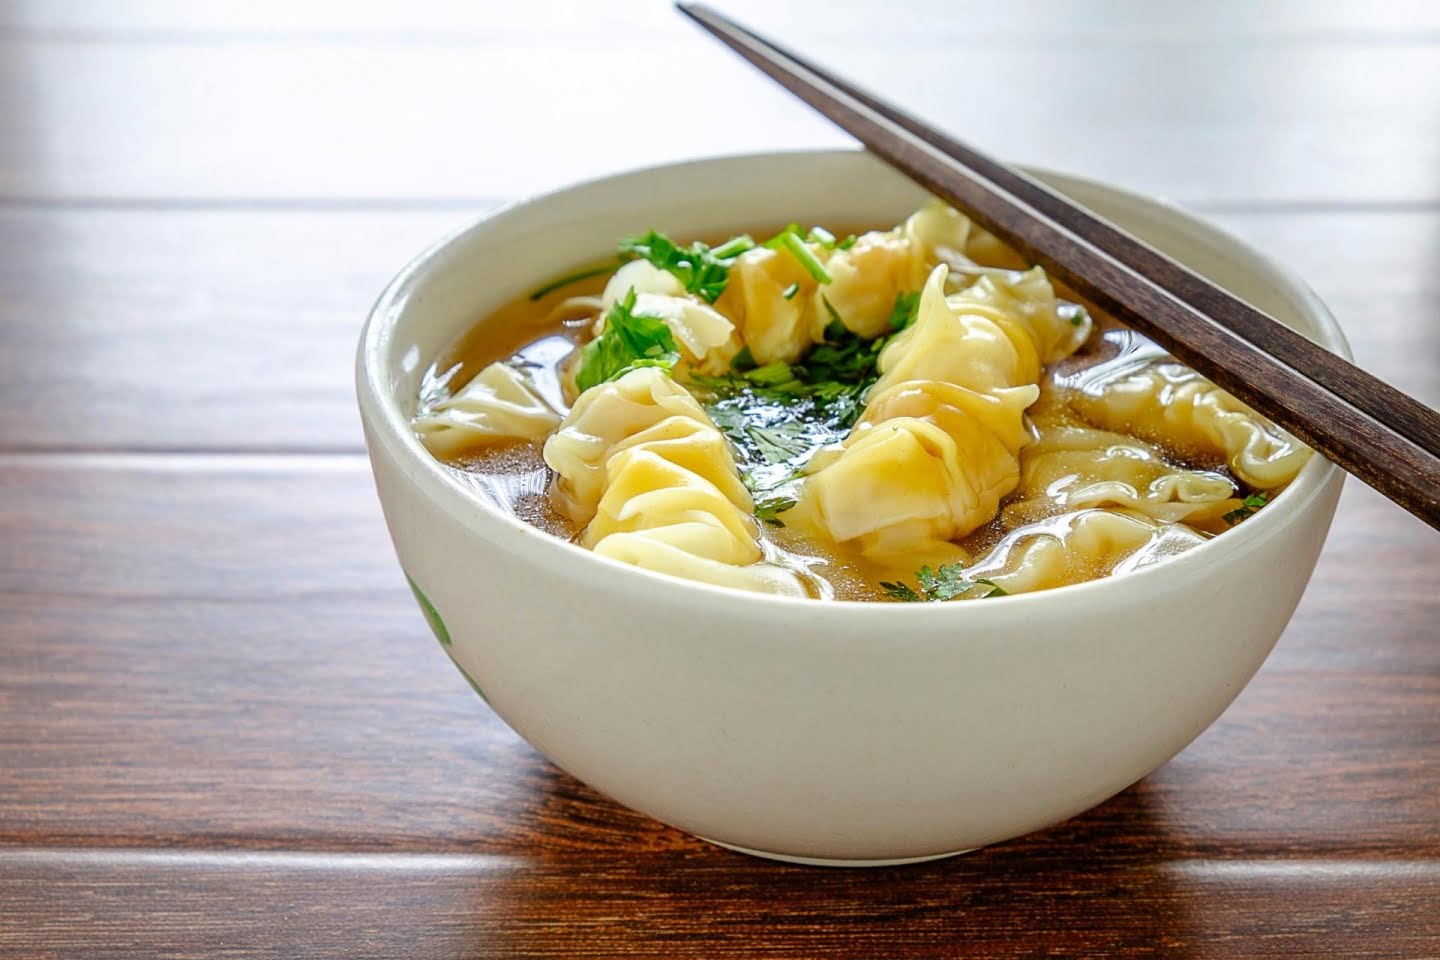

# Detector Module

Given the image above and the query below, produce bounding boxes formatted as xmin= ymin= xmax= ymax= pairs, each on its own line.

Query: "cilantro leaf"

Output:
xmin=881 ymin=563 xmax=1009 ymax=602
xmin=888 ymin=291 xmax=922 ymax=331
xmin=754 ymin=494 xmax=799 ymax=527
xmin=685 ymin=296 xmax=921 ymax=499
xmin=1223 ymin=491 xmax=1270 ymax=525
xmin=880 ymin=580 xmax=923 ymax=602
xmin=574 ymin=289 xmax=681 ymax=392
xmin=916 ymin=564 xmax=969 ymax=601
xmin=618 ymin=230 xmax=749 ymax=304
xmin=680 ymin=284 xmax=920 ymax=512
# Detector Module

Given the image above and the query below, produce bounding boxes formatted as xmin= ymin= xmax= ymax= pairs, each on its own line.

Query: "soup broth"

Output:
xmin=412 ymin=207 xmax=1307 ymax=602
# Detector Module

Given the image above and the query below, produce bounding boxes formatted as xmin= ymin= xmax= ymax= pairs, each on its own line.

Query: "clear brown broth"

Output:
xmin=423 ymin=225 xmax=1247 ymax=601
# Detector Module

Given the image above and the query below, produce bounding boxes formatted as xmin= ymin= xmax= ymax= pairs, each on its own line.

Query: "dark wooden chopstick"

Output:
xmin=677 ymin=2 xmax=1440 ymax=531
xmin=704 ymin=15 xmax=1440 ymax=465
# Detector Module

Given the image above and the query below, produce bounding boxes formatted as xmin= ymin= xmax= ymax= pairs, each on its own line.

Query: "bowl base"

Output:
xmin=700 ymin=837 xmax=978 ymax=868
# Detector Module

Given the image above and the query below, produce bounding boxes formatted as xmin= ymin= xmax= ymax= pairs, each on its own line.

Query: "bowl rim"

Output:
xmin=357 ymin=147 xmax=1349 ymax=618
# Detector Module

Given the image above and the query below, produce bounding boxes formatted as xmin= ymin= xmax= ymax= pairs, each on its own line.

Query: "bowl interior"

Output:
xmin=365 ymin=150 xmax=1348 ymax=421
xmin=359 ymin=148 xmax=1348 ymax=607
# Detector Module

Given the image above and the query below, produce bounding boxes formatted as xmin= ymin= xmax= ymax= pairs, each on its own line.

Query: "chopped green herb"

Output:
xmin=528 ymin=261 xmax=621 ymax=301
xmin=888 ymin=291 xmax=922 ymax=331
xmin=741 ymin=361 xmax=800 ymax=387
xmin=821 ymin=295 xmax=844 ymax=331
xmin=1223 ymin=491 xmax=1270 ymax=525
xmin=574 ymin=289 xmax=681 ymax=392
xmin=709 ymin=234 xmax=756 ymax=259
xmin=881 ymin=563 xmax=1009 ymax=602
xmin=917 ymin=564 xmax=970 ymax=601
xmin=1064 ymin=304 xmax=1089 ymax=327
xmin=619 ymin=230 xmax=747 ymax=304
xmin=684 ymin=290 xmax=923 ymax=504
xmin=805 ymin=226 xmax=858 ymax=251
xmin=879 ymin=580 xmax=923 ymax=602
xmin=754 ymin=494 xmax=799 ymax=527
xmin=690 ymin=358 xmax=868 ymax=492
xmin=764 ymin=224 xmax=832 ymax=284
xmin=782 ymin=282 xmax=800 ymax=300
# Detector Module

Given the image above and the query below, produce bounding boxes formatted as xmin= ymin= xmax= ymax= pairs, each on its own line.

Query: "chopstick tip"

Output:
xmin=674 ymin=1 xmax=712 ymax=23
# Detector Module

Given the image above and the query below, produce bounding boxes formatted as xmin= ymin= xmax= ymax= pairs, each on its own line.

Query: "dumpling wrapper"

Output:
xmin=1072 ymin=360 xmax=1311 ymax=489
xmin=790 ymin=378 xmax=1036 ymax=562
xmin=413 ymin=361 xmax=562 ymax=457
xmin=1005 ymin=425 xmax=1241 ymax=531
xmin=544 ymin=367 xmax=717 ymax=523
xmin=714 ymin=247 xmax=818 ymax=365
xmin=964 ymin=509 xmax=1210 ymax=595
xmin=546 ymin=367 xmax=812 ymax=597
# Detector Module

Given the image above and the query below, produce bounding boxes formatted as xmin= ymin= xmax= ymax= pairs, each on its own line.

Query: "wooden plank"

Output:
xmin=1 ymin=849 xmax=1437 ymax=960
xmin=0 ymin=31 xmax=1435 ymax=205
xmin=0 ymin=209 xmax=1435 ymax=452
xmin=0 ymin=209 xmax=468 ymax=451
xmin=1 ymin=459 xmax=1436 ymax=855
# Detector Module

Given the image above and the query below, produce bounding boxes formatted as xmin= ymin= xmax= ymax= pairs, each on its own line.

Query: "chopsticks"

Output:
xmin=677 ymin=2 xmax=1440 ymax=531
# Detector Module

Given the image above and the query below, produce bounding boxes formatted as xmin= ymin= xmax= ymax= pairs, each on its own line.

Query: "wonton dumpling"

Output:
xmin=964 ymin=509 xmax=1210 ymax=595
xmin=583 ymin=416 xmax=752 ymax=532
xmin=815 ymin=229 xmax=929 ymax=339
xmin=602 ymin=258 xmax=685 ymax=305
xmin=544 ymin=366 xmax=717 ymax=522
xmin=903 ymin=199 xmax=1028 ymax=274
xmin=714 ymin=247 xmax=818 ymax=365
xmin=792 ymin=381 xmax=1036 ymax=558
xmin=817 ymin=201 xmax=1040 ymax=342
xmin=591 ymin=533 xmax=815 ymax=596
xmin=875 ymin=266 xmax=1042 ymax=395
xmin=788 ymin=265 xmax=1043 ymax=563
xmin=947 ymin=268 xmax=1091 ymax=366
xmin=1004 ymin=426 xmax=1240 ymax=531
xmin=585 ymin=448 xmax=757 ymax=562
xmin=1072 ymin=360 xmax=1311 ymax=489
xmin=545 ymin=367 xmax=811 ymax=596
xmin=599 ymin=260 xmax=738 ymax=374
xmin=413 ymin=361 xmax=561 ymax=457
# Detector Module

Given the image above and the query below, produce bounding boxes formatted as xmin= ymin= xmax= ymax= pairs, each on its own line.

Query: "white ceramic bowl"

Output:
xmin=357 ymin=150 xmax=1346 ymax=866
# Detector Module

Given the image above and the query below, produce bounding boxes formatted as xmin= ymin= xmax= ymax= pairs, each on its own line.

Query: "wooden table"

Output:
xmin=2 ymin=3 xmax=1437 ymax=956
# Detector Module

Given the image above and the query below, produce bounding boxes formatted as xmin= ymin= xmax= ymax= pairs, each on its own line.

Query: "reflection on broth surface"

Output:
xmin=412 ymin=204 xmax=1309 ymax=602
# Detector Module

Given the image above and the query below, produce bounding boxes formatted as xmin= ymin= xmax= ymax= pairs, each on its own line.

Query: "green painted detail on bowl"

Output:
xmin=404 ymin=573 xmax=490 ymax=706
xmin=405 ymin=573 xmax=451 ymax=646
xmin=450 ymin=661 xmax=492 ymax=706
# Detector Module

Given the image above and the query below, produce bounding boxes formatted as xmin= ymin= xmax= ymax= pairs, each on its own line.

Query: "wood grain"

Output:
xmin=1 ymin=460 xmax=1436 ymax=856
xmin=2 ymin=2 xmax=1439 ymax=955
xmin=0 ymin=208 xmax=1436 ymax=452
xmin=3 ymin=849 xmax=1438 ymax=960
xmin=0 ymin=10 xmax=1436 ymax=205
